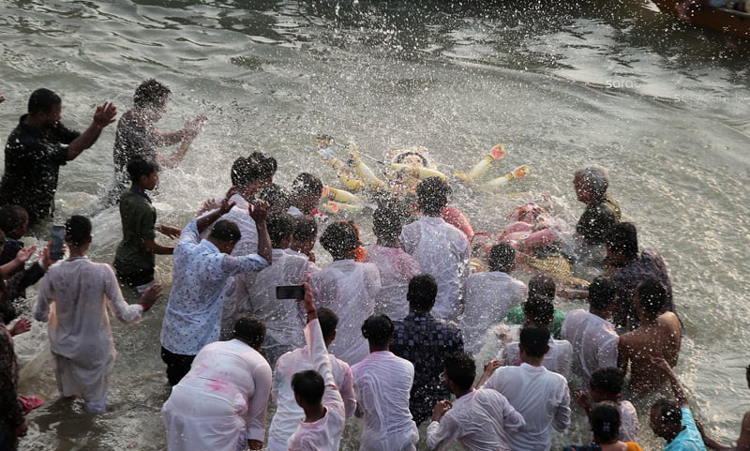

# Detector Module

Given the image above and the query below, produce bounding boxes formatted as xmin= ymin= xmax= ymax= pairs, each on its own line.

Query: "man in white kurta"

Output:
xmin=161 ymin=317 xmax=272 ymax=451
xmin=364 ymin=244 xmax=421 ymax=321
xmin=498 ymin=337 xmax=573 ymax=376
xmin=352 ymin=315 xmax=419 ymax=451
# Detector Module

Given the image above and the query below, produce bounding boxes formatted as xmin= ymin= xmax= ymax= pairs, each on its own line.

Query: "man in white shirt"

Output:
xmin=287 ymin=285 xmax=348 ymax=451
xmin=162 ymin=315 xmax=272 ymax=451
xmin=400 ymin=177 xmax=470 ymax=321
xmin=352 ymin=315 xmax=419 ymax=451
xmin=561 ymin=276 xmax=619 ymax=383
xmin=160 ymin=192 xmax=272 ymax=385
xmin=462 ymin=243 xmax=526 ymax=356
xmin=34 ymin=215 xmax=162 ymax=413
xmin=427 ymin=351 xmax=525 ymax=451
xmin=269 ymin=307 xmax=356 ymax=451
xmin=287 ymin=172 xmax=323 ymax=217
xmin=480 ymin=327 xmax=571 ymax=451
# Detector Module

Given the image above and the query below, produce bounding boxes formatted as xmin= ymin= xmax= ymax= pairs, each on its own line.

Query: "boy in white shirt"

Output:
xmin=573 ymin=367 xmax=639 ymax=442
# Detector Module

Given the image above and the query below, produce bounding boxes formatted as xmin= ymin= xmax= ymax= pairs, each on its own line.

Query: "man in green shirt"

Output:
xmin=114 ymin=158 xmax=180 ymax=291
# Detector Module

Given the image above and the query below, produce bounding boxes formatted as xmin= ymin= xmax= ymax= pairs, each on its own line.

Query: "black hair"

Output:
xmin=267 ymin=212 xmax=295 ymax=248
xmin=291 ymin=173 xmax=323 ymax=198
xmin=318 ymin=308 xmax=338 ymax=342
xmin=126 ymin=157 xmax=160 ymax=183
xmin=635 ymin=277 xmax=669 ymax=316
xmin=488 ymin=243 xmax=515 ymax=273
xmin=292 ymin=217 xmax=318 ymax=244
xmin=292 ymin=370 xmax=325 ymax=406
xmin=523 ymin=298 xmax=554 ymax=326
xmin=590 ymin=367 xmax=626 ymax=397
xmin=588 ymin=276 xmax=617 ymax=312
xmin=0 ymin=205 xmax=28 ymax=234
xmin=407 ymin=274 xmax=438 ymax=313
xmin=361 ymin=314 xmax=394 ymax=348
xmin=28 ymin=88 xmax=61 ymax=115
xmin=372 ymin=207 xmax=403 ymax=242
xmin=133 ymin=79 xmax=171 ymax=109
xmin=395 ymin=151 xmax=428 ymax=166
xmin=416 ymin=177 xmax=450 ymax=216
xmin=444 ymin=351 xmax=476 ymax=392
xmin=519 ymin=326 xmax=550 ymax=358
xmin=590 ymin=403 xmax=621 ymax=444
xmin=605 ymin=222 xmax=639 ymax=260
xmin=230 ymin=152 xmax=277 ymax=188
xmin=65 ymin=215 xmax=92 ymax=247
xmin=208 ymin=220 xmax=242 ymax=244
xmin=258 ymin=183 xmax=291 ymax=212
xmin=233 ymin=315 xmax=266 ymax=348
xmin=651 ymin=397 xmax=682 ymax=426
xmin=528 ymin=274 xmax=555 ymax=303
xmin=320 ymin=221 xmax=359 ymax=260
xmin=577 ymin=204 xmax=617 ymax=245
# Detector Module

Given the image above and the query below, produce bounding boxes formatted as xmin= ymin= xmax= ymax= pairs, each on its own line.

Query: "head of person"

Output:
xmin=577 ymin=204 xmax=617 ymax=245
xmin=233 ymin=315 xmax=266 ymax=351
xmin=650 ymin=397 xmax=683 ymax=441
xmin=230 ymin=152 xmax=277 ymax=199
xmin=746 ymin=364 xmax=750 ymax=391
xmin=443 ymin=351 xmax=476 ymax=396
xmin=320 ymin=221 xmax=361 ymax=261
xmin=635 ymin=277 xmax=669 ymax=320
xmin=258 ymin=183 xmax=291 ymax=213
xmin=488 ymin=242 xmax=516 ymax=273
xmin=589 ymin=367 xmax=626 ymax=402
xmin=290 ymin=216 xmax=317 ymax=254
xmin=0 ymin=205 xmax=29 ymax=239
xmin=416 ymin=177 xmax=450 ymax=216
xmin=361 ymin=314 xmax=393 ymax=351
xmin=318 ymin=307 xmax=338 ymax=347
xmin=208 ymin=220 xmax=242 ymax=254
xmin=292 ymin=369 xmax=325 ymax=411
xmin=528 ymin=273 xmax=555 ymax=303
xmin=290 ymin=173 xmax=323 ymax=215
xmin=127 ymin=157 xmax=160 ymax=190
xmin=267 ymin=212 xmax=295 ymax=250
xmin=588 ymin=276 xmax=617 ymax=316
xmin=133 ymin=79 xmax=171 ymax=120
xmin=589 ymin=403 xmax=621 ymax=445
xmin=407 ymin=274 xmax=438 ymax=314
xmin=372 ymin=206 xmax=403 ymax=246
xmin=523 ymin=297 xmax=554 ymax=329
xmin=65 ymin=215 xmax=92 ymax=250
xmin=574 ymin=165 xmax=610 ymax=205
xmin=518 ymin=326 xmax=550 ymax=361
xmin=605 ymin=222 xmax=639 ymax=266
xmin=27 ymin=88 xmax=62 ymax=126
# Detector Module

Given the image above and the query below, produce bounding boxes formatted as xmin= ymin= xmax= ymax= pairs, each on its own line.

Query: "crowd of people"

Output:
xmin=0 ymin=84 xmax=747 ymax=451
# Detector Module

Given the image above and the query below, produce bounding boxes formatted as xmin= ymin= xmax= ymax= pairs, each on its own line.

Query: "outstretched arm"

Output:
xmin=653 ymin=357 xmax=688 ymax=407
xmin=66 ymin=102 xmax=117 ymax=160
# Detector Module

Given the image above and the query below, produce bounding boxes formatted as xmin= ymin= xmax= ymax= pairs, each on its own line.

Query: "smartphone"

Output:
xmin=276 ymin=285 xmax=305 ymax=300
xmin=50 ymin=225 xmax=65 ymax=260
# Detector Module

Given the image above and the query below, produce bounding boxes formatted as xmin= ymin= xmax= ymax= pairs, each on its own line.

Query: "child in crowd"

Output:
xmin=564 ymin=403 xmax=643 ymax=451
xmin=574 ymin=367 xmax=639 ymax=442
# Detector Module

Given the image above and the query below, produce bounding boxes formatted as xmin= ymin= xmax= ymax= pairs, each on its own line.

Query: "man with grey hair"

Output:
xmin=573 ymin=165 xmax=621 ymax=245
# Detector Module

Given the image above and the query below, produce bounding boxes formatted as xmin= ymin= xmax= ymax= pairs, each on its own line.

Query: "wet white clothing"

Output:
xmin=400 ymin=216 xmax=470 ymax=321
xmin=160 ymin=219 xmax=269 ymax=356
xmin=162 ymin=338 xmax=272 ymax=451
xmin=286 ymin=319 xmax=347 ymax=451
xmin=498 ymin=338 xmax=573 ymax=376
xmin=560 ymin=309 xmax=618 ymax=383
xmin=482 ymin=363 xmax=571 ymax=451
xmin=351 ymin=351 xmax=419 ymax=451
xmin=309 ymin=260 xmax=381 ymax=364
xmin=618 ymin=401 xmax=640 ymax=442
xmin=461 ymin=271 xmax=526 ymax=356
xmin=268 ymin=342 xmax=356 ymax=451
xmin=34 ymin=257 xmax=143 ymax=411
xmin=364 ymin=244 xmax=421 ymax=321
xmin=426 ymin=388 xmax=526 ymax=451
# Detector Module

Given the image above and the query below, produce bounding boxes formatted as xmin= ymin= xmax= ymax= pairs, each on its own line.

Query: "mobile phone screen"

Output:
xmin=276 ymin=285 xmax=305 ymax=300
xmin=50 ymin=225 xmax=65 ymax=260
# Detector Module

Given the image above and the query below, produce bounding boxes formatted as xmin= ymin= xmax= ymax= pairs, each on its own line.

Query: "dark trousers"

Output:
xmin=160 ymin=347 xmax=195 ymax=386
xmin=116 ymin=268 xmax=155 ymax=289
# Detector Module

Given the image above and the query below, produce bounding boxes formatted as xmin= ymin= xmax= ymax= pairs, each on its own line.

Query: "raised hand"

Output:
xmin=219 ymin=187 xmax=238 ymax=214
xmin=432 ymin=400 xmax=452 ymax=421
xmin=93 ymin=102 xmax=117 ymax=128
xmin=249 ymin=199 xmax=269 ymax=223
xmin=15 ymin=245 xmax=38 ymax=265
xmin=9 ymin=318 xmax=31 ymax=336
xmin=140 ymin=284 xmax=163 ymax=310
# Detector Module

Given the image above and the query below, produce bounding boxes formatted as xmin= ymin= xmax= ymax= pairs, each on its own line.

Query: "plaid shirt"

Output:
xmin=391 ymin=311 xmax=464 ymax=425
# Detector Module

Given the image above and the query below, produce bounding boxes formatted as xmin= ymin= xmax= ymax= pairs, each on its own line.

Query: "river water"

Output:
xmin=1 ymin=0 xmax=749 ymax=450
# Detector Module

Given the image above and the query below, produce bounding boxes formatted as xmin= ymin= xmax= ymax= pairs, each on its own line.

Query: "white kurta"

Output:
xmin=461 ymin=271 xmax=527 ymax=356
xmin=482 ymin=363 xmax=571 ymax=451
xmin=161 ymin=339 xmax=272 ymax=451
xmin=498 ymin=338 xmax=573 ymax=377
xmin=33 ymin=257 xmax=143 ymax=411
xmin=364 ymin=244 xmax=421 ymax=322
xmin=426 ymin=388 xmax=526 ymax=451
xmin=309 ymin=260 xmax=381 ymax=364
xmin=400 ymin=216 xmax=470 ymax=321
xmin=287 ymin=319 xmax=347 ymax=451
xmin=268 ymin=344 xmax=356 ymax=451
xmin=560 ymin=309 xmax=618 ymax=382
xmin=618 ymin=401 xmax=640 ymax=442
xmin=351 ymin=351 xmax=419 ymax=451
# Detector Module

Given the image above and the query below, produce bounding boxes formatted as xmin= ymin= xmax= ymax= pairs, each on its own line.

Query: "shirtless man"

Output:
xmin=699 ymin=364 xmax=750 ymax=450
xmin=618 ymin=277 xmax=681 ymax=393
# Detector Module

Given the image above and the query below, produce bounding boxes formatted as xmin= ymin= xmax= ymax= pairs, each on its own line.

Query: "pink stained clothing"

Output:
xmin=287 ymin=319 xmax=346 ymax=451
xmin=161 ymin=339 xmax=272 ymax=451
xmin=364 ymin=244 xmax=421 ymax=321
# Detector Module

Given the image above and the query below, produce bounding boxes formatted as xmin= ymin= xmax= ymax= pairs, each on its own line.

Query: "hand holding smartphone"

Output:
xmin=50 ymin=225 xmax=65 ymax=260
